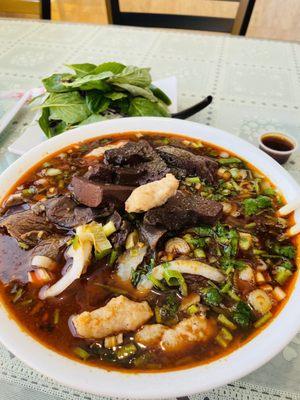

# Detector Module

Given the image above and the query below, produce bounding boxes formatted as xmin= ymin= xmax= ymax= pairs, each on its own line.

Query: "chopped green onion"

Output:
xmin=221 ymin=327 xmax=233 ymax=341
xmin=116 ymin=343 xmax=137 ymax=360
xmin=109 ymin=249 xmax=118 ymax=266
xmin=216 ymin=327 xmax=233 ymax=348
xmin=19 ymin=299 xmax=33 ymax=306
xmin=73 ymin=347 xmax=90 ymax=360
xmin=103 ymin=221 xmax=116 ymax=237
xmin=95 ymin=248 xmax=111 ymax=260
xmin=254 ymin=311 xmax=272 ymax=328
xmin=187 ymin=304 xmax=199 ymax=315
xmin=274 ymin=268 xmax=292 ymax=285
xmin=220 ymin=281 xmax=231 ymax=293
xmin=148 ymin=275 xmax=167 ymax=291
xmin=191 ymin=141 xmax=203 ymax=148
xmin=53 ymin=309 xmax=60 ymax=324
xmin=228 ymin=290 xmax=240 ymax=302
xmin=18 ymin=242 xmax=29 ymax=250
xmin=163 ymin=269 xmax=188 ymax=296
xmin=22 ymin=187 xmax=36 ymax=197
xmin=263 ymin=187 xmax=276 ymax=196
xmin=245 ymin=222 xmax=256 ymax=229
xmin=13 ymin=288 xmax=24 ymax=303
xmin=194 ymin=248 xmax=206 ymax=258
xmin=185 ymin=176 xmax=201 ymax=184
xmin=45 ymin=168 xmax=62 ymax=176
xmin=218 ymin=314 xmax=237 ymax=331
xmin=218 ymin=157 xmax=242 ymax=165
xmin=125 ymin=230 xmax=139 ymax=249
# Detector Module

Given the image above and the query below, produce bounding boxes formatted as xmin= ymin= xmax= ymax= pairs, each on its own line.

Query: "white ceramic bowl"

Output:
xmin=0 ymin=117 xmax=299 ymax=399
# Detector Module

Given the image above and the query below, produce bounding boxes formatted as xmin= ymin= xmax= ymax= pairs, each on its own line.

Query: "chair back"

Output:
xmin=105 ymin=0 xmax=256 ymax=35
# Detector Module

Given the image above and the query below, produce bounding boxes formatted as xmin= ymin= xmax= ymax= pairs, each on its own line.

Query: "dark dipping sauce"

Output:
xmin=260 ymin=133 xmax=296 ymax=164
xmin=0 ymin=132 xmax=298 ymax=373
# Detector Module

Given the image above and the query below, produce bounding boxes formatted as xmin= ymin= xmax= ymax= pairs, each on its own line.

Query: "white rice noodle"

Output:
xmin=39 ymin=241 xmax=92 ymax=300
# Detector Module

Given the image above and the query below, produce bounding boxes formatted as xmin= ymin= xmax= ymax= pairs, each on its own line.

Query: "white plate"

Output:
xmin=8 ymin=77 xmax=178 ymax=156
xmin=0 ymin=117 xmax=299 ymax=400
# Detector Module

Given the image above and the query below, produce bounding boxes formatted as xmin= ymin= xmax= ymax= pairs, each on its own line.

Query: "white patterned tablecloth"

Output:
xmin=0 ymin=18 xmax=300 ymax=400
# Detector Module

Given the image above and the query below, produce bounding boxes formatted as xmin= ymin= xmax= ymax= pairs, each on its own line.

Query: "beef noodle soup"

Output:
xmin=0 ymin=133 xmax=297 ymax=372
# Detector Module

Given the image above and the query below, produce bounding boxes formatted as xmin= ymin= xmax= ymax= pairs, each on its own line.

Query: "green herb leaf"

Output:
xmin=128 ymin=97 xmax=170 ymax=117
xmin=105 ymin=92 xmax=128 ymax=100
xmin=78 ymin=114 xmax=107 ymax=126
xmin=65 ymin=63 xmax=96 ymax=76
xmin=272 ymin=243 xmax=296 ymax=259
xmin=243 ymin=195 xmax=272 ymax=216
xmin=203 ymin=287 xmax=222 ymax=306
xmin=109 ymin=66 xmax=151 ymax=87
xmin=38 ymin=107 xmax=52 ymax=137
xmin=112 ymin=83 xmax=157 ymax=101
xmin=64 ymin=72 xmax=113 ymax=91
xmin=92 ymin=61 xmax=125 ymax=75
xmin=42 ymin=92 xmax=91 ymax=125
xmin=232 ymin=301 xmax=253 ymax=328
xmin=85 ymin=90 xmax=110 ymax=113
xmin=42 ymin=73 xmax=74 ymax=93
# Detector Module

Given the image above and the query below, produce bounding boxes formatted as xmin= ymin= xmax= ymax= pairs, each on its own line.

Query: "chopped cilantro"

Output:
xmin=243 ymin=195 xmax=272 ymax=216
xmin=203 ymin=287 xmax=222 ymax=306
xmin=232 ymin=301 xmax=253 ymax=328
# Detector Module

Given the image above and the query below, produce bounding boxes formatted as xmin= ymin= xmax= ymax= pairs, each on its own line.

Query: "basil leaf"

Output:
xmin=113 ymin=83 xmax=157 ymax=101
xmin=86 ymin=90 xmax=110 ymax=113
xmin=43 ymin=92 xmax=91 ymax=125
xmin=128 ymin=97 xmax=170 ymax=117
xmin=38 ymin=107 xmax=52 ymax=137
xmin=109 ymin=66 xmax=151 ymax=88
xmin=78 ymin=114 xmax=107 ymax=126
xmin=42 ymin=73 xmax=74 ymax=93
xmin=64 ymin=72 xmax=113 ymax=90
xmin=92 ymin=62 xmax=125 ymax=75
xmin=65 ymin=63 xmax=97 ymax=76
xmin=105 ymin=92 xmax=128 ymax=100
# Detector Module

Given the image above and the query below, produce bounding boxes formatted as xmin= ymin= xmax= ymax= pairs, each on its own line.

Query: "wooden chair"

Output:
xmin=105 ymin=0 xmax=256 ymax=35
xmin=0 ymin=0 xmax=51 ymax=19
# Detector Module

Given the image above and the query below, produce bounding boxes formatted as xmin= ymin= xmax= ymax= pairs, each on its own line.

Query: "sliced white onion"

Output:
xmin=139 ymin=260 xmax=225 ymax=290
xmin=31 ymin=255 xmax=57 ymax=271
xmin=117 ymin=245 xmax=147 ymax=281
xmin=39 ymin=241 xmax=92 ymax=300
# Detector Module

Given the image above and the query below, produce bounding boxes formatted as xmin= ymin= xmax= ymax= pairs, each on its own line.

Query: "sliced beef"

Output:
xmin=140 ymin=223 xmax=167 ymax=250
xmin=104 ymin=140 xmax=154 ymax=166
xmin=110 ymin=219 xmax=131 ymax=248
xmin=71 ymin=176 xmax=134 ymax=208
xmin=101 ymin=139 xmax=170 ymax=185
xmin=0 ymin=209 xmax=54 ymax=246
xmin=157 ymin=145 xmax=218 ymax=185
xmin=144 ymin=191 xmax=223 ymax=231
xmin=109 ymin=211 xmax=123 ymax=230
xmin=44 ymin=196 xmax=94 ymax=229
xmin=30 ymin=235 xmax=70 ymax=262
xmin=84 ymin=163 xmax=114 ymax=183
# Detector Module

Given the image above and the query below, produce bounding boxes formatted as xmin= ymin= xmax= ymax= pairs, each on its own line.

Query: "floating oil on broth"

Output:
xmin=0 ymin=132 xmax=297 ymax=372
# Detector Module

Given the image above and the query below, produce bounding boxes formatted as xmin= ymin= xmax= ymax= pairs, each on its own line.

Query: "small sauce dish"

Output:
xmin=259 ymin=132 xmax=298 ymax=164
